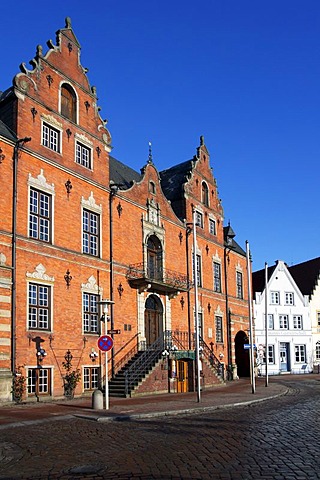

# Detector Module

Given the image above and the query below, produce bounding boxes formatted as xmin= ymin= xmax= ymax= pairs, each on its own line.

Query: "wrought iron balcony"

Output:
xmin=126 ymin=262 xmax=190 ymax=295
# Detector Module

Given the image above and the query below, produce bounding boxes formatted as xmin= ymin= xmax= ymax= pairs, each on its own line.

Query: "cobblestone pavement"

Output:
xmin=0 ymin=376 xmax=320 ymax=479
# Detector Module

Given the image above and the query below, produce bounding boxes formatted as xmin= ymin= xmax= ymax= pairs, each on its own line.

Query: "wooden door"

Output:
xmin=176 ymin=360 xmax=188 ymax=393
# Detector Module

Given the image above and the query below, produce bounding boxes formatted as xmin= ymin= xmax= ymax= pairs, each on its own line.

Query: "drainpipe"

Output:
xmin=224 ymin=248 xmax=232 ymax=378
xmin=109 ymin=183 xmax=119 ymax=378
xmin=11 ymin=137 xmax=31 ymax=379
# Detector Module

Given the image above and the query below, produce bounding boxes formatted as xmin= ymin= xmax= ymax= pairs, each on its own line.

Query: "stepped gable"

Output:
xmin=289 ymin=257 xmax=320 ymax=297
xmin=5 ymin=17 xmax=111 ymax=153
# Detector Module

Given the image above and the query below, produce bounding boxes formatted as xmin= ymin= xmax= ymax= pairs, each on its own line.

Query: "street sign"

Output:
xmin=244 ymin=344 xmax=256 ymax=350
xmin=97 ymin=335 xmax=114 ymax=352
xmin=107 ymin=329 xmax=121 ymax=335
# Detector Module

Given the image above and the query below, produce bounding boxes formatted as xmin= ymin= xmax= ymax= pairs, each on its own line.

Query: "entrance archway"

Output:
xmin=145 ymin=295 xmax=163 ymax=346
xmin=235 ymin=330 xmax=250 ymax=377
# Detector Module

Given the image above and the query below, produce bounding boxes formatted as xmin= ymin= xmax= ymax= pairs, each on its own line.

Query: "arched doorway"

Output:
xmin=145 ymin=295 xmax=163 ymax=346
xmin=235 ymin=330 xmax=250 ymax=377
xmin=147 ymin=235 xmax=163 ymax=281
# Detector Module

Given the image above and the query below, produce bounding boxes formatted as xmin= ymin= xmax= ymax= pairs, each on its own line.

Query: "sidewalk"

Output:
xmin=0 ymin=376 xmax=291 ymax=428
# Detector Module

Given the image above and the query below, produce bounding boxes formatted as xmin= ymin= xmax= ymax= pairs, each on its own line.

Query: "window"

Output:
xmin=213 ymin=262 xmax=221 ymax=293
xmin=295 ymin=345 xmax=306 ymax=363
xmin=285 ymin=292 xmax=294 ymax=305
xmin=147 ymin=235 xmax=163 ymax=280
xmin=316 ymin=343 xmax=320 ymax=360
xmin=84 ymin=367 xmax=99 ymax=390
xmin=279 ymin=314 xmax=288 ymax=329
xmin=236 ymin=272 xmax=243 ymax=299
xmin=61 ymin=84 xmax=76 ymax=122
xmin=268 ymin=345 xmax=275 ymax=364
xmin=209 ymin=218 xmax=216 ymax=235
xmin=317 ymin=312 xmax=320 ymax=326
xmin=83 ymin=209 xmax=100 ymax=256
xmin=270 ymin=291 xmax=280 ymax=305
xmin=27 ymin=368 xmax=51 ymax=395
xmin=29 ymin=188 xmax=52 ymax=242
xmin=42 ymin=122 xmax=60 ymax=152
xmin=76 ymin=142 xmax=91 ymax=169
xmin=215 ymin=316 xmax=223 ymax=343
xmin=202 ymin=182 xmax=209 ymax=207
xmin=293 ymin=315 xmax=302 ymax=329
xmin=149 ymin=181 xmax=156 ymax=194
xmin=28 ymin=283 xmax=51 ymax=330
xmin=195 ymin=211 xmax=203 ymax=228
xmin=268 ymin=314 xmax=274 ymax=329
xmin=83 ymin=293 xmax=99 ymax=334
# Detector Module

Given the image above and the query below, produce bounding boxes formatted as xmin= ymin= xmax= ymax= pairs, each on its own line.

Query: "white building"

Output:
xmin=288 ymin=258 xmax=320 ymax=372
xmin=253 ymin=260 xmax=312 ymax=375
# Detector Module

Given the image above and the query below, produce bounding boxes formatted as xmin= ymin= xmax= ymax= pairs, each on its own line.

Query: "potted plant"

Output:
xmin=12 ymin=366 xmax=26 ymax=403
xmin=62 ymin=350 xmax=81 ymax=399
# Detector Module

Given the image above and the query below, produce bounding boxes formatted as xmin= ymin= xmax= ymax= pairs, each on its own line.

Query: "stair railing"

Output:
xmin=124 ymin=333 xmax=165 ymax=396
xmin=199 ymin=335 xmax=225 ymax=379
xmin=108 ymin=332 xmax=142 ymax=379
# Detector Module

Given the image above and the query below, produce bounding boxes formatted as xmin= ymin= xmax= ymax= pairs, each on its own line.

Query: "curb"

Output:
xmin=74 ymin=388 xmax=288 ymax=423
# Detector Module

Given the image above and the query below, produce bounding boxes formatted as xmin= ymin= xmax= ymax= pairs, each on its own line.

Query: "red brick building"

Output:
xmin=0 ymin=18 xmax=251 ymax=403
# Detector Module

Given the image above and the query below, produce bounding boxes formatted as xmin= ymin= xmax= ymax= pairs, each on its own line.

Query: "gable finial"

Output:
xmin=65 ymin=17 xmax=72 ymax=29
xmin=148 ymin=141 xmax=153 ymax=164
xmin=200 ymin=135 xmax=204 ymax=146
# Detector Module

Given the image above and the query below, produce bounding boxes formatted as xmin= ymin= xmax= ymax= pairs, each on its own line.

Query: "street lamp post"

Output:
xmin=246 ymin=240 xmax=255 ymax=394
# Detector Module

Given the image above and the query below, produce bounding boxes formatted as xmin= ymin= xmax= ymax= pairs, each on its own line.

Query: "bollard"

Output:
xmin=92 ymin=389 xmax=103 ymax=410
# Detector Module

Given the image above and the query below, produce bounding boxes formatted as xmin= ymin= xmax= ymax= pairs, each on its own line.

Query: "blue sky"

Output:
xmin=1 ymin=1 xmax=319 ymax=271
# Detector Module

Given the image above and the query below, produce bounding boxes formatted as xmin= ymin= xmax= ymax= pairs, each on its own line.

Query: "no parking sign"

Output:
xmin=97 ymin=335 xmax=114 ymax=352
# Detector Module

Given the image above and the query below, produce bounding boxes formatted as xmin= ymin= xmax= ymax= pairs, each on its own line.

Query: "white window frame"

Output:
xmin=76 ymin=142 xmax=92 ymax=169
xmin=41 ymin=115 xmax=62 ymax=153
xmin=213 ymin=261 xmax=221 ymax=293
xmin=195 ymin=210 xmax=203 ymax=228
xmin=81 ymin=193 xmax=102 ymax=258
xmin=279 ymin=314 xmax=289 ymax=329
xmin=28 ymin=170 xmax=55 ymax=244
xmin=83 ymin=366 xmax=99 ymax=390
xmin=270 ymin=291 xmax=280 ymax=305
xmin=285 ymin=292 xmax=294 ymax=305
xmin=316 ymin=343 xmax=320 ymax=360
xmin=236 ymin=271 xmax=243 ymax=299
xmin=83 ymin=292 xmax=100 ymax=334
xmin=268 ymin=314 xmax=274 ymax=329
xmin=268 ymin=345 xmax=275 ymax=364
xmin=215 ymin=315 xmax=223 ymax=343
xmin=29 ymin=188 xmax=52 ymax=242
xmin=293 ymin=315 xmax=302 ymax=330
xmin=28 ymin=282 xmax=51 ymax=331
xmin=295 ymin=345 xmax=306 ymax=363
xmin=27 ymin=367 xmax=51 ymax=395
xmin=209 ymin=218 xmax=216 ymax=235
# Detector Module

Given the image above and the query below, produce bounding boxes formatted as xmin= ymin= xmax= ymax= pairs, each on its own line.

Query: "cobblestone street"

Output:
xmin=1 ymin=377 xmax=320 ymax=479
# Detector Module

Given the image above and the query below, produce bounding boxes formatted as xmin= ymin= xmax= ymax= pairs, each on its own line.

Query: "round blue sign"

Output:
xmin=97 ymin=335 xmax=114 ymax=352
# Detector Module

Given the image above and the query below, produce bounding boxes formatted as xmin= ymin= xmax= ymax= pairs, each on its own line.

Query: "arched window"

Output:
xmin=61 ymin=84 xmax=77 ymax=123
xmin=202 ymin=181 xmax=209 ymax=207
xmin=147 ymin=235 xmax=163 ymax=281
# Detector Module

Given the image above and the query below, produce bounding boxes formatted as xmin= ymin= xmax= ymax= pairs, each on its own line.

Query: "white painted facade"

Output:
xmin=253 ymin=261 xmax=312 ymax=375
xmin=309 ymin=279 xmax=320 ymax=370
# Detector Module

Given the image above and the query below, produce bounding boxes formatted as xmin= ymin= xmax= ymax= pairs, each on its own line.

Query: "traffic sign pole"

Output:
xmin=97 ymin=299 xmax=114 ymax=411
